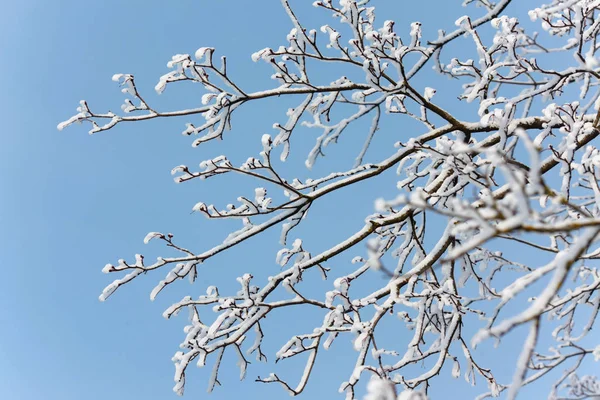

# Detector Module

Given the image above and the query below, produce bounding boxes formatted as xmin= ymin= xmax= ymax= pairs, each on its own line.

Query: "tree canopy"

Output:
xmin=60 ymin=1 xmax=600 ymax=399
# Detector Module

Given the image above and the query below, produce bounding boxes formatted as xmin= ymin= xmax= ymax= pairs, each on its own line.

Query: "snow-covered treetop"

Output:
xmin=60 ymin=0 xmax=600 ymax=399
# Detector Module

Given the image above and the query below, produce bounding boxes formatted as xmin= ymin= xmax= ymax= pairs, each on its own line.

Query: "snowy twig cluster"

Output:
xmin=60 ymin=0 xmax=600 ymax=399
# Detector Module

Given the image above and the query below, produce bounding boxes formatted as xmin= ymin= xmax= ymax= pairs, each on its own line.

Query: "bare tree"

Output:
xmin=59 ymin=1 xmax=600 ymax=399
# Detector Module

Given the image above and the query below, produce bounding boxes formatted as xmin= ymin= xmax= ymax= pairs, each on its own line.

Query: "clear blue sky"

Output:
xmin=1 ymin=1 xmax=595 ymax=400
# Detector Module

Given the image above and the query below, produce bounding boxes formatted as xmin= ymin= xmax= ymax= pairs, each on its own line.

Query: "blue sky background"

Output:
xmin=1 ymin=1 xmax=597 ymax=399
